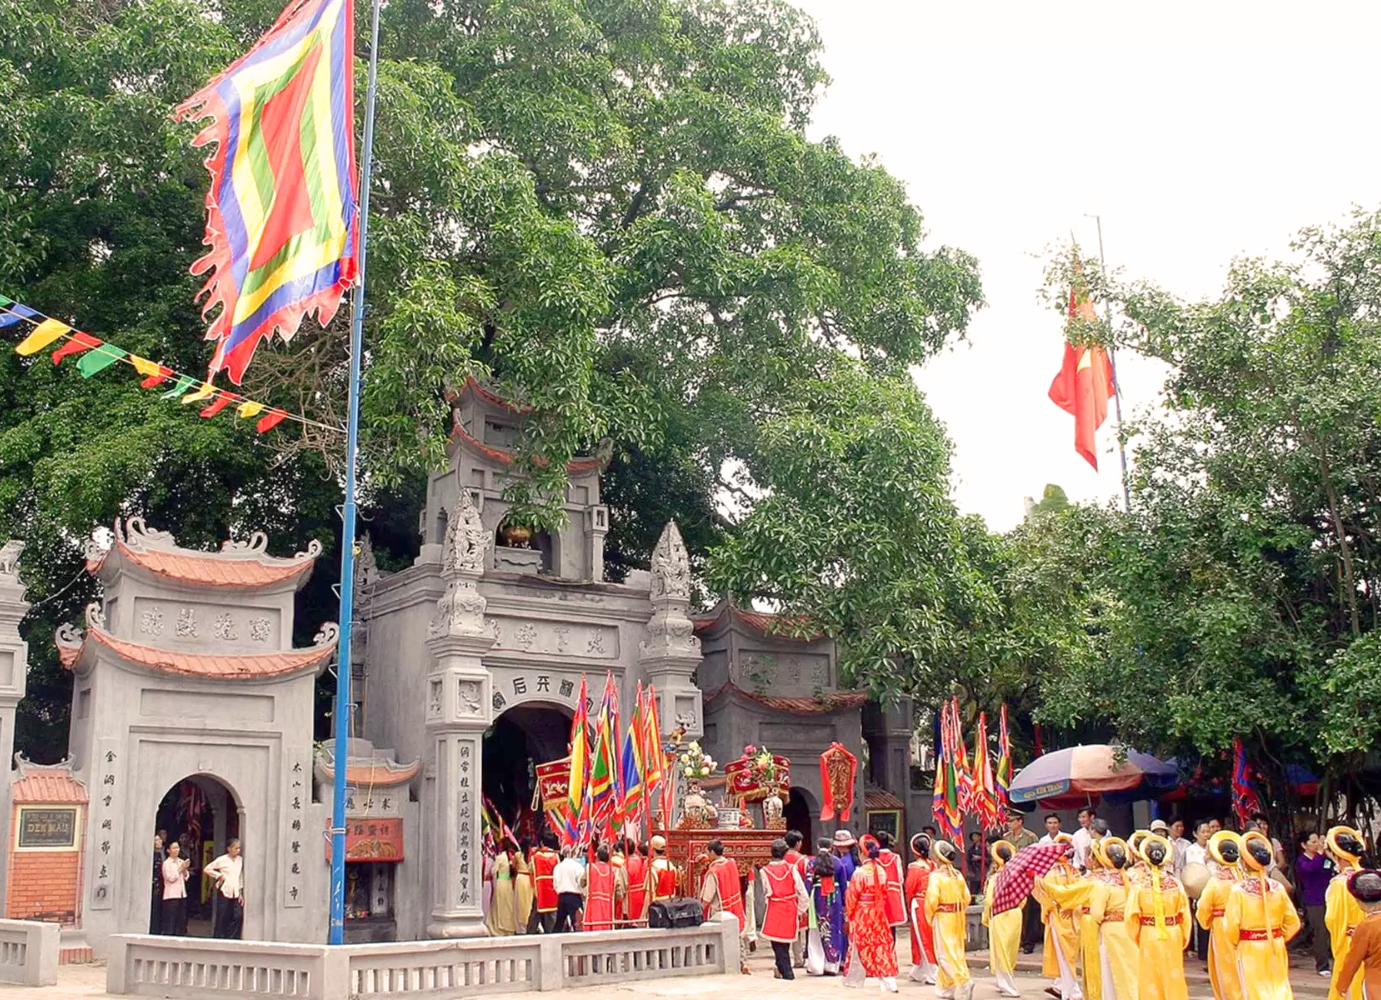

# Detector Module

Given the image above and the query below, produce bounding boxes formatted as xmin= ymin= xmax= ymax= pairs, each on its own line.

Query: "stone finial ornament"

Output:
xmin=443 ymin=488 xmax=488 ymax=578
xmin=0 ymin=540 xmax=23 ymax=579
xmin=430 ymin=487 xmax=489 ymax=638
xmin=650 ymin=521 xmax=691 ymax=601
xmin=640 ymin=521 xmax=700 ymax=661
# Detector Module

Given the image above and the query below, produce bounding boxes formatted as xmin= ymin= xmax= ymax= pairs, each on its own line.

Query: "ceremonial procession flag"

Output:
xmin=587 ymin=673 xmax=620 ymax=838
xmin=618 ymin=682 xmax=646 ymax=830
xmin=175 ymin=0 xmax=360 ymax=383
xmin=1230 ymin=737 xmax=1264 ymax=829
xmin=1048 ymin=256 xmax=1116 ymax=470
xmin=951 ymin=697 xmax=975 ymax=815
xmin=931 ymin=701 xmax=963 ymax=842
xmin=995 ymin=704 xmax=1013 ymax=822
xmin=971 ymin=710 xmax=999 ymax=830
xmin=565 ymin=675 xmax=590 ymax=843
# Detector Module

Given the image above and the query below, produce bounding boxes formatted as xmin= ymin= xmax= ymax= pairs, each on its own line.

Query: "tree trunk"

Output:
xmin=1314 ymin=439 xmax=1362 ymax=637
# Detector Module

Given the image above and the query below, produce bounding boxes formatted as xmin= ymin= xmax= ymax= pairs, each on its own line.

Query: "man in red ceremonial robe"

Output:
xmin=625 ymin=841 xmax=649 ymax=926
xmin=761 ymin=838 xmax=810 ymax=979
xmin=905 ymin=833 xmax=938 ymax=984
xmin=530 ymin=831 xmax=561 ymax=934
xmin=876 ymin=830 xmax=907 ymax=928
xmin=649 ymin=835 xmax=679 ymax=904
xmin=584 ymin=846 xmax=619 ymax=932
xmin=785 ymin=830 xmax=809 ymax=967
xmin=700 ymin=839 xmax=750 ymax=974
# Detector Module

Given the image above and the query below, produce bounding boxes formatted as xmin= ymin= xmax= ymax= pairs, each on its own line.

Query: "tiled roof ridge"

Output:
xmin=58 ymin=613 xmax=338 ymax=680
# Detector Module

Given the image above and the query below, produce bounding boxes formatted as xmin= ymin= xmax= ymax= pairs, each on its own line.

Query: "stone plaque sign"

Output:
xmin=17 ymin=807 xmax=78 ymax=849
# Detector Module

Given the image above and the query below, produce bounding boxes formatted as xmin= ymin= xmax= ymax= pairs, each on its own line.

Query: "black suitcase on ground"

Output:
xmin=648 ymin=897 xmax=703 ymax=929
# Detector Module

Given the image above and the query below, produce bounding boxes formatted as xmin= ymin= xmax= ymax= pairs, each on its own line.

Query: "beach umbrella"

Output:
xmin=1008 ymin=744 xmax=1177 ymax=808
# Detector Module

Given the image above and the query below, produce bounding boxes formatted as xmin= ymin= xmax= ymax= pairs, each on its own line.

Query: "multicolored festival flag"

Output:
xmin=995 ymin=704 xmax=1013 ymax=822
xmin=931 ymin=701 xmax=963 ymax=843
xmin=587 ymin=672 xmax=620 ymax=838
xmin=564 ymin=675 xmax=590 ymax=844
xmin=971 ymin=711 xmax=999 ymax=830
xmin=1048 ymin=254 xmax=1116 ymax=470
xmin=951 ymin=697 xmax=975 ymax=816
xmin=175 ymin=0 xmax=360 ymax=384
xmin=618 ymin=682 xmax=646 ymax=829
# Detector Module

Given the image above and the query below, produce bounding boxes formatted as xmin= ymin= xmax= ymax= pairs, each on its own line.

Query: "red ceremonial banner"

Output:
xmin=535 ymin=755 xmax=572 ymax=814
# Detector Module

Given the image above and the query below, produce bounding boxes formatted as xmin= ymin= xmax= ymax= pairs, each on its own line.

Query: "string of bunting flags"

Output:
xmin=0 ymin=294 xmax=342 ymax=436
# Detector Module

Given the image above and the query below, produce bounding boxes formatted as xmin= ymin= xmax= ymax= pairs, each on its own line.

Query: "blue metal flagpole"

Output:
xmin=330 ymin=0 xmax=382 ymax=947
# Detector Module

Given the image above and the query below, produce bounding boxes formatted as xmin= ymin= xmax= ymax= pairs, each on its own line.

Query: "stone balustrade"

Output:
xmin=0 ymin=919 xmax=59 ymax=986
xmin=107 ymin=915 xmax=740 ymax=999
xmin=965 ymin=903 xmax=989 ymax=951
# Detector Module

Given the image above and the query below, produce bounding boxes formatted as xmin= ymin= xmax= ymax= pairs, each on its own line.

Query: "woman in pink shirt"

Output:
xmin=160 ymin=841 xmax=190 ymax=936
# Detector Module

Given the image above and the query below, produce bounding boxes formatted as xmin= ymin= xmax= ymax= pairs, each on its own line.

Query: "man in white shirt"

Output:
xmin=1037 ymin=813 xmax=1062 ymax=845
xmin=1070 ymin=808 xmax=1095 ymax=870
xmin=202 ymin=839 xmax=244 ymax=939
xmin=1168 ymin=816 xmax=1192 ymax=877
xmin=553 ymin=847 xmax=586 ymax=932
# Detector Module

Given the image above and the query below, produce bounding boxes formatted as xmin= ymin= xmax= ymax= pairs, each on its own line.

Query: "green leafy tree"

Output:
xmin=1036 ymin=210 xmax=1381 ymax=823
xmin=0 ymin=0 xmax=982 ymax=756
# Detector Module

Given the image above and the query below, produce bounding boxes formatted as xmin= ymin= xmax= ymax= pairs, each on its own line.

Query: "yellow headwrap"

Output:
xmin=990 ymin=839 xmax=1015 ymax=869
xmin=1240 ymin=830 xmax=1275 ymax=942
xmin=1327 ymin=826 xmax=1365 ymax=869
xmin=1143 ymin=833 xmax=1174 ymax=940
xmin=1207 ymin=830 xmax=1242 ymax=873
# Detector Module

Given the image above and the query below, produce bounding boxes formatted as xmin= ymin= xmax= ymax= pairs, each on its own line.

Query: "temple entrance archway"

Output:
xmin=784 ymin=787 xmax=816 ymax=850
xmin=482 ymin=702 xmax=573 ymax=843
xmin=150 ymin=775 xmax=240 ymax=938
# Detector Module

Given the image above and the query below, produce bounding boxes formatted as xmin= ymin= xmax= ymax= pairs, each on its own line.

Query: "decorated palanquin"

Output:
xmin=722 ymin=753 xmax=791 ymax=803
xmin=657 ymin=828 xmax=779 ymax=896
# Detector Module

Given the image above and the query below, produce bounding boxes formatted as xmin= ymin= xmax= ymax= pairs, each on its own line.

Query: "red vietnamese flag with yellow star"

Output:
xmin=1048 ymin=276 xmax=1115 ymax=469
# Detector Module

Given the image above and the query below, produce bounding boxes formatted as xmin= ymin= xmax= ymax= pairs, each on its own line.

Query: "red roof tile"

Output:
xmin=457 ymin=375 xmax=532 ymax=413
xmin=864 ymin=787 xmax=905 ymax=810
xmin=450 ymin=423 xmax=606 ymax=474
xmin=318 ymin=760 xmax=421 ymax=788
xmin=111 ymin=541 xmax=314 ymax=588
xmin=85 ymin=628 xmax=335 ymax=679
xmin=692 ymin=605 xmax=822 ymax=641
xmin=706 ymin=683 xmax=867 ymax=715
xmin=12 ymin=769 xmax=88 ymax=805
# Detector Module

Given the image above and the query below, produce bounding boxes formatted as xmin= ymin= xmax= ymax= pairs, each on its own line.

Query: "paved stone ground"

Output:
xmin=0 ymin=940 xmax=1334 ymax=1000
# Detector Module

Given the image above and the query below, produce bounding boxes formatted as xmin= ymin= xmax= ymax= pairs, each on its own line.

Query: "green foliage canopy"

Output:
xmin=1036 ymin=211 xmax=1381 ymax=814
xmin=0 ymin=0 xmax=984 ymax=755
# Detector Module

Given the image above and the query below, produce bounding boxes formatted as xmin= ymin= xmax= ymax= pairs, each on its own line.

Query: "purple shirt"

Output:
xmin=1297 ymin=852 xmax=1330 ymax=906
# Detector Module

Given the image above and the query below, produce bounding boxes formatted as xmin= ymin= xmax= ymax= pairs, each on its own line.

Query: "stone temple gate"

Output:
xmin=0 ymin=377 xmax=916 ymax=957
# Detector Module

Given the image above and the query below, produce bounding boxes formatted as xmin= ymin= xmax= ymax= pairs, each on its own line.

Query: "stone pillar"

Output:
xmin=0 ymin=542 xmax=30 ymax=912
xmin=586 ymin=505 xmax=609 ymax=583
xmin=424 ymin=488 xmax=494 ymax=938
xmin=639 ymin=523 xmax=703 ymax=739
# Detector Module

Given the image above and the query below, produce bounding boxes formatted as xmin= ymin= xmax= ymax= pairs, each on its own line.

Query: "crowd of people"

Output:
xmin=472 ymin=809 xmax=1381 ymax=1000
xmin=970 ymin=810 xmax=1381 ymax=1000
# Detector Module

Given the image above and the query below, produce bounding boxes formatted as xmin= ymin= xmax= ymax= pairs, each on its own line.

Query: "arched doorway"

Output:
xmin=784 ymin=787 xmax=816 ymax=850
xmin=150 ymin=775 xmax=240 ymax=937
xmin=482 ymin=702 xmax=573 ymax=845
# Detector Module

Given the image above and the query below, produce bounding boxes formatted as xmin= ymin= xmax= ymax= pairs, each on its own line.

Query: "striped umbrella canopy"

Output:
xmin=1009 ymin=744 xmax=1177 ymax=808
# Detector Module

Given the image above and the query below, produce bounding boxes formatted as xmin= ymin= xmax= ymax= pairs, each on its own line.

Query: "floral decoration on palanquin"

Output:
xmin=678 ymin=741 xmax=717 ymax=779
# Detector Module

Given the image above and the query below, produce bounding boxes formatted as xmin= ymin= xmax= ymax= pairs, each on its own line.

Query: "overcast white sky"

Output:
xmin=793 ymin=0 xmax=1381 ymax=530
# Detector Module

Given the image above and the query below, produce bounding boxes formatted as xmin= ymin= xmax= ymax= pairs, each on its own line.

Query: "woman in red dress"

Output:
xmin=846 ymin=836 xmax=900 ymax=992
